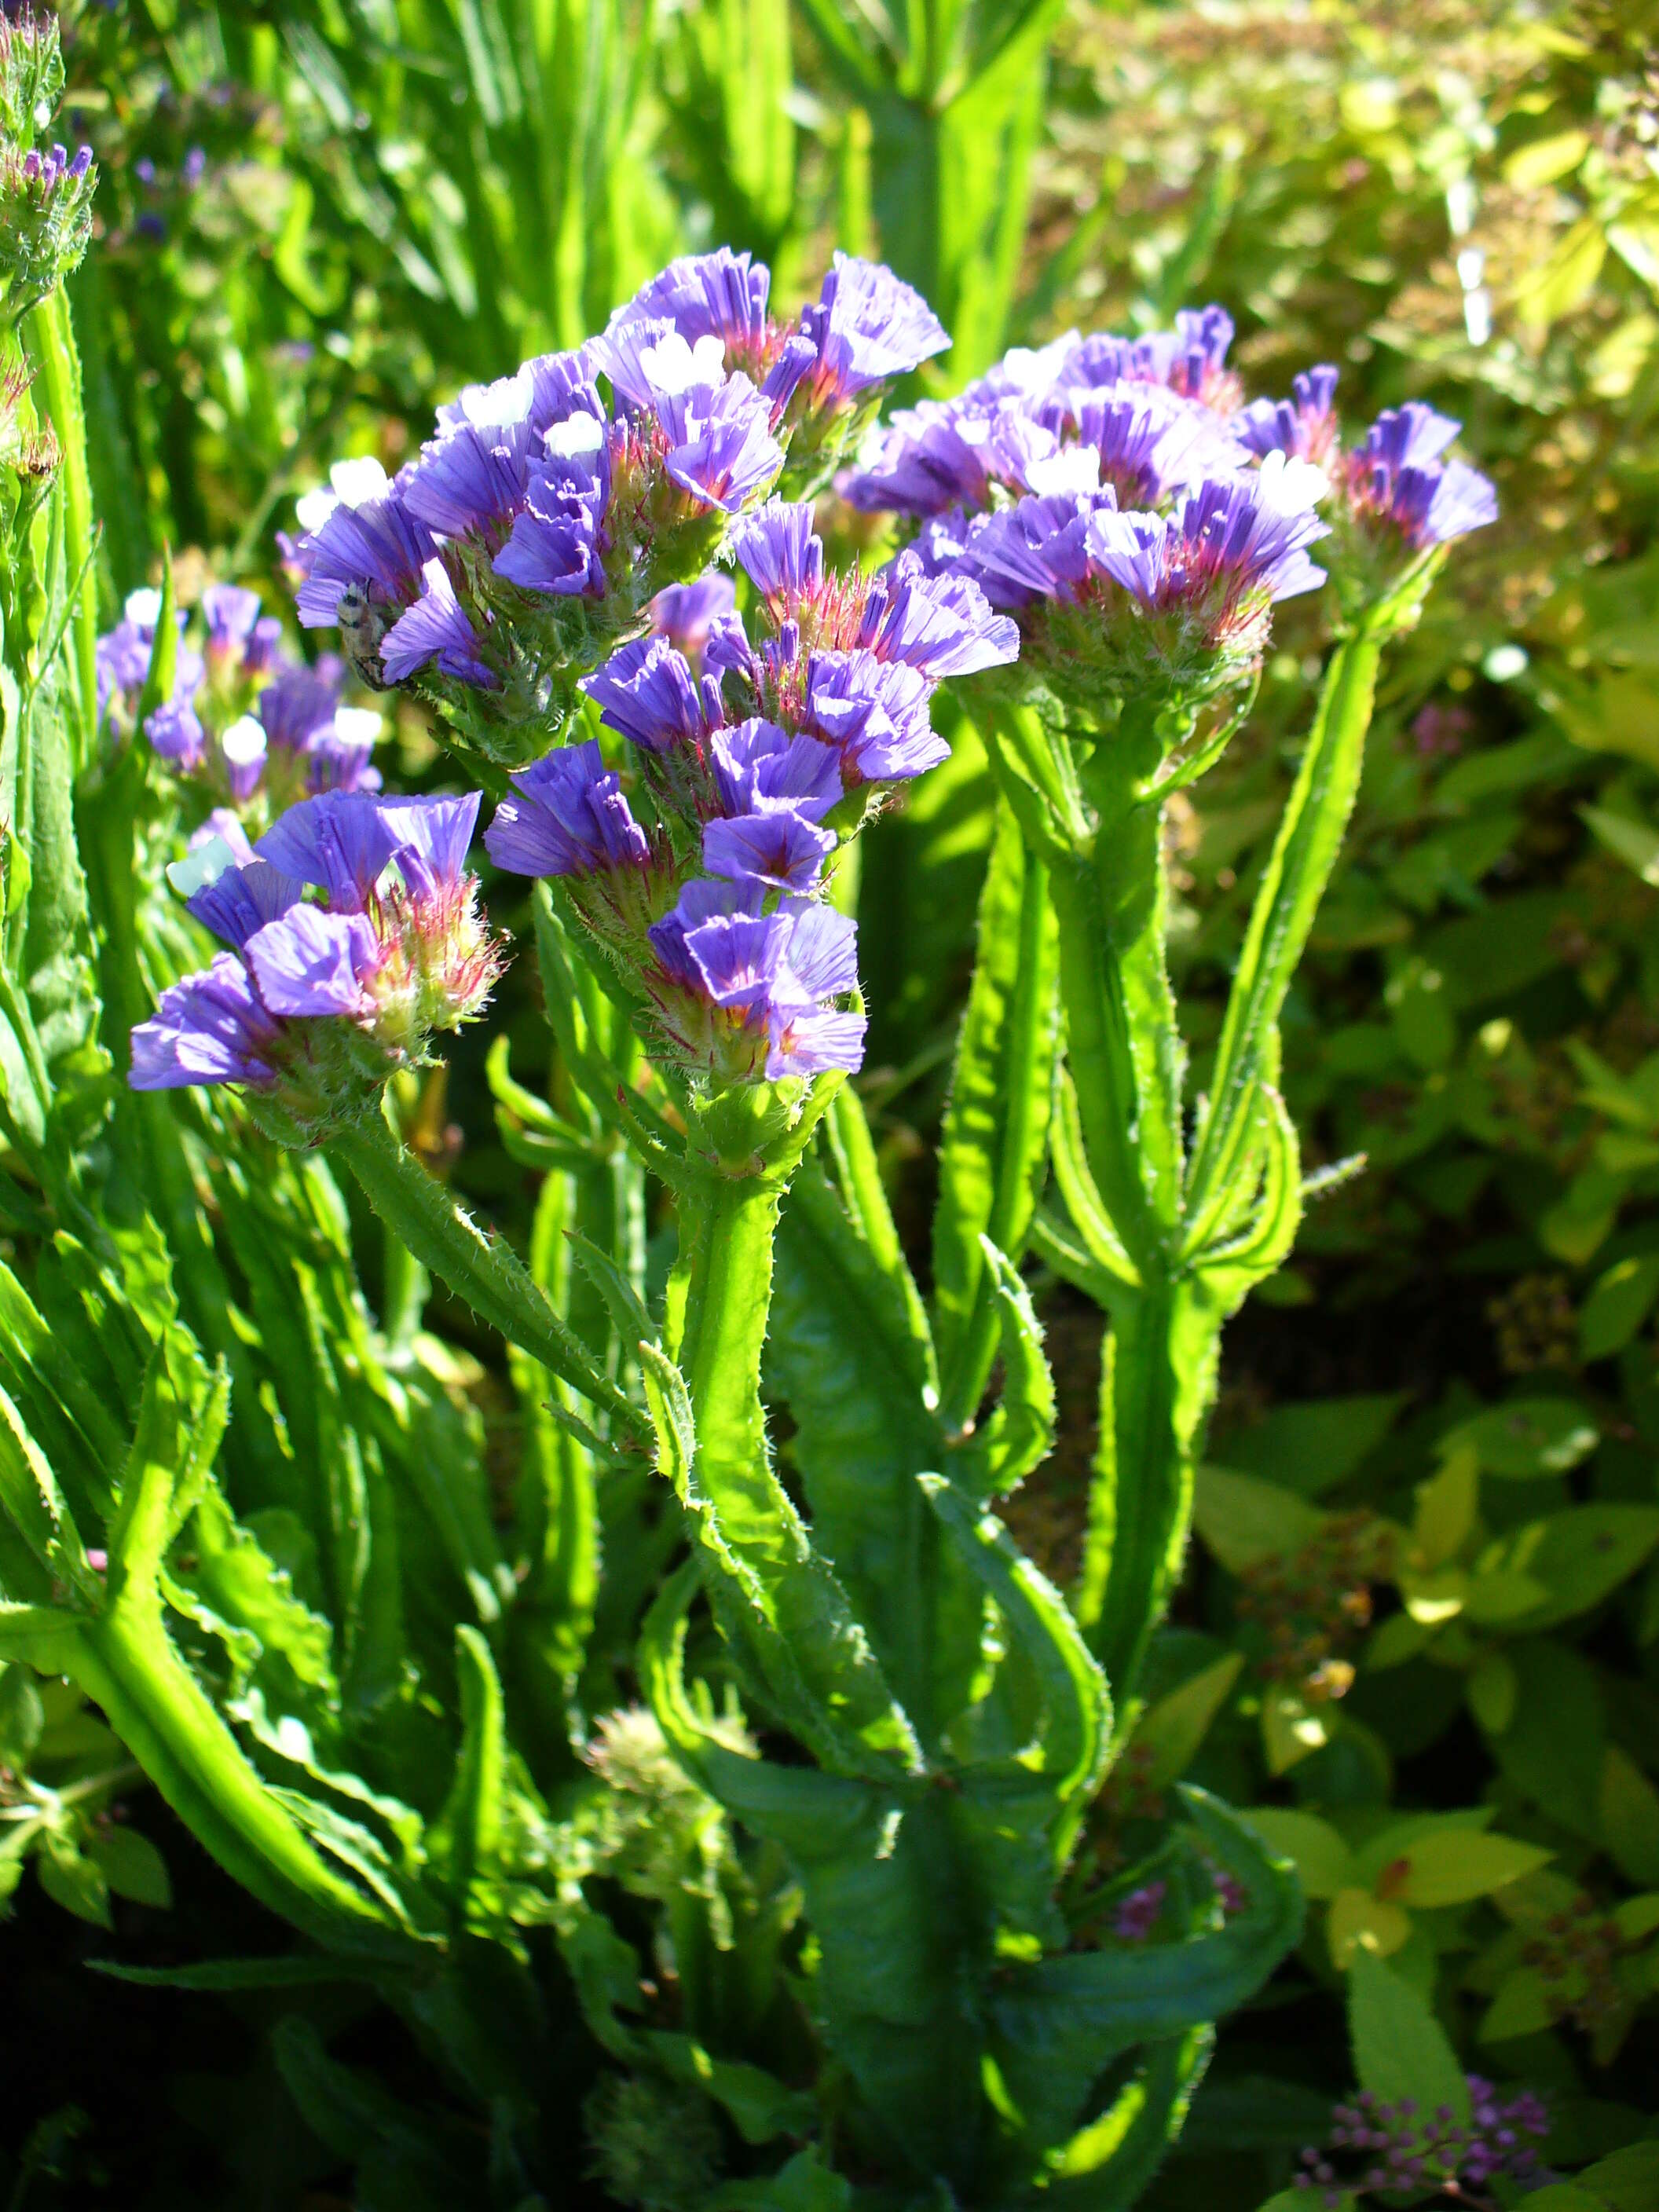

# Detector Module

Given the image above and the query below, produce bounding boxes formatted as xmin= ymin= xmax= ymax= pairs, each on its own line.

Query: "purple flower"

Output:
xmin=401 ymin=418 xmax=540 ymax=544
xmin=1235 ymin=365 xmax=1340 ymax=463
xmin=379 ymin=792 xmax=482 ymax=903
xmin=842 ymin=398 xmax=1076 ymax=518
xmin=129 ymin=954 xmax=282 ymax=1091
xmin=200 ymin=583 xmax=262 ymax=651
xmin=144 ymin=694 xmax=207 ymax=771
xmin=255 ymin=791 xmax=402 ymax=913
xmin=258 ymin=661 xmax=346 ymax=752
xmin=1113 ymin=1881 xmax=1167 ymax=1943
xmin=435 ymin=350 xmax=600 ymax=438
xmin=491 ymin=427 xmax=610 ymax=597
xmin=1041 ymin=383 xmax=1240 ymax=505
xmin=1361 ymin=401 xmax=1460 ymax=474
xmin=648 ymin=881 xmax=866 ymax=1079
xmin=1384 ymin=459 xmax=1498 ymax=547
xmin=731 ymin=499 xmax=824 ymax=610
xmin=178 ymin=845 xmax=303 ymax=950
xmin=956 ymin=490 xmax=1117 ymax=610
xmin=485 ymin=741 xmax=651 ymax=879
xmin=1073 ymin=307 xmax=1238 ymax=406
xmin=1346 ymin=405 xmax=1497 ymax=548
xmin=380 ymin=560 xmax=500 ymax=690
xmin=650 ymin=572 xmax=737 ymax=661
xmin=711 ymin=720 xmax=841 ymax=822
xmin=855 ymin=551 xmax=1020 ymax=679
xmin=789 ymin=253 xmax=950 ymax=407
xmin=654 ymin=372 xmax=784 ymax=513
xmin=607 ymin=249 xmax=771 ymax=358
xmin=581 ymin=635 xmax=724 ymax=755
xmin=244 ymin=905 xmax=379 ymax=1019
xmin=1089 ymin=467 xmax=1330 ymax=613
xmin=291 ymin=488 xmax=437 ymax=634
xmin=801 ymin=650 xmax=947 ymax=783
xmin=702 ymin=809 xmax=834 ymax=894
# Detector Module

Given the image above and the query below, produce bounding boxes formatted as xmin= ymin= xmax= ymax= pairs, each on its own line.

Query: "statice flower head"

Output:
xmin=606 ymin=249 xmax=772 ymax=373
xmin=646 ymin=879 xmax=866 ymax=1086
xmin=0 ymin=51 xmax=96 ymax=302
xmin=1341 ymin=401 xmax=1497 ymax=550
xmin=1294 ymin=2078 xmax=1550 ymax=2210
xmin=486 ymin=493 xmax=1003 ymax=1089
xmin=1323 ymin=401 xmax=1497 ymax=612
xmin=132 ymin=789 xmax=501 ymax=1141
xmin=1235 ymin=364 xmax=1341 ymax=466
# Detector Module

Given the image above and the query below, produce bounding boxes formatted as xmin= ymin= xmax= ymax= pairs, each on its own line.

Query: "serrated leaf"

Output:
xmin=1347 ymin=1952 xmax=1469 ymax=2121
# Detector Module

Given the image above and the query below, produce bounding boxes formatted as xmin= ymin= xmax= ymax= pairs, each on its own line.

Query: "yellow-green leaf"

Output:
xmin=1329 ymin=1887 xmax=1412 ymax=1967
xmin=1242 ymin=1807 xmax=1353 ymax=1899
xmin=1599 ymin=1745 xmax=1659 ymax=1887
xmin=1391 ymin=1829 xmax=1551 ymax=1908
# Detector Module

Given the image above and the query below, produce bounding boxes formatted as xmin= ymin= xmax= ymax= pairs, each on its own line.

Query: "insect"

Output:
xmin=335 ymin=583 xmax=394 ymax=691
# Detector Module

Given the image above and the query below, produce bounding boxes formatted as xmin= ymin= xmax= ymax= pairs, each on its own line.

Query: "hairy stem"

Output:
xmin=24 ymin=285 xmax=98 ymax=756
xmin=332 ymin=1110 xmax=643 ymax=1439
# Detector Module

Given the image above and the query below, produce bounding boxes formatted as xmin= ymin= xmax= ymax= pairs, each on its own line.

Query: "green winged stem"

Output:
xmin=1183 ymin=623 xmax=1388 ymax=1251
xmin=24 ymin=284 xmax=97 ymax=761
xmin=331 ymin=1106 xmax=646 ymax=1443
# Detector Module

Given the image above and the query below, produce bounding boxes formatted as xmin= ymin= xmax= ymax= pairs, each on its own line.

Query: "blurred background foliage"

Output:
xmin=7 ymin=0 xmax=1659 ymax=2204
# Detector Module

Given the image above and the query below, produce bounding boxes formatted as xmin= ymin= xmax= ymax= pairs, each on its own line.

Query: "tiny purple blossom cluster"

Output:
xmin=483 ymin=498 xmax=1016 ymax=1084
xmin=131 ymin=790 xmax=500 ymax=1133
xmin=1294 ymin=2079 xmax=1550 ymax=2209
xmin=96 ymin=582 xmax=381 ymax=815
xmin=283 ymin=251 xmax=949 ymax=763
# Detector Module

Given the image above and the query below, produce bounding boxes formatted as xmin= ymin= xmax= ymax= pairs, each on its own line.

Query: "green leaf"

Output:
xmin=977 ymin=1236 xmax=1057 ymax=1495
xmin=434 ymin=1625 xmax=506 ymax=1926
xmin=1441 ymin=1398 xmax=1599 ymax=1478
xmin=134 ymin=544 xmax=177 ymax=726
xmin=1579 ymin=1254 xmax=1659 ymax=1361
xmin=38 ymin=1834 xmax=112 ymax=1928
xmin=932 ymin=800 xmax=1058 ymax=1427
xmin=90 ymin=1953 xmax=387 ymax=1991
xmin=1210 ymin=1395 xmax=1404 ymax=1499
xmin=639 ymin=1338 xmax=919 ymax=1780
xmin=1388 ymin=1829 xmax=1552 ymax=1908
xmin=1599 ymin=1745 xmax=1659 ymax=1886
xmin=0 ymin=1659 xmax=45 ymax=1766
xmin=988 ymin=1789 xmax=1302 ymax=2158
xmin=770 ymin=1157 xmax=974 ymax=1738
xmin=1132 ymin=1653 xmax=1243 ymax=1791
xmin=1346 ymin=1952 xmax=1470 ymax=2123
xmin=88 ymin=1827 xmax=171 ymax=1909
xmin=1237 ymin=1808 xmax=1353 ymax=1900
xmin=1042 ymin=2027 xmax=1214 ymax=2207
xmin=1192 ymin=1467 xmax=1325 ymax=1573
xmin=1476 ymin=1505 xmax=1659 ymax=1631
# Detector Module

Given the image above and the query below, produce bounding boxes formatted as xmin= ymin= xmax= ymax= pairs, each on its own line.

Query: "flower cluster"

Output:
xmin=0 ymin=10 xmax=94 ymax=302
xmin=97 ymin=583 xmax=381 ymax=818
xmin=130 ymin=790 xmax=500 ymax=1140
xmin=1295 ymin=2080 xmax=1550 ymax=2207
xmin=844 ymin=316 xmax=1496 ymax=718
xmin=484 ymin=497 xmax=1016 ymax=1084
xmin=285 ymin=250 xmax=948 ymax=766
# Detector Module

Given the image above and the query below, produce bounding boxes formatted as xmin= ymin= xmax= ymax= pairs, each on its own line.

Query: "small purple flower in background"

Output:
xmin=1294 ymin=2078 xmax=1550 ymax=2209
xmin=132 ymin=791 xmax=500 ymax=1129
xmin=97 ymin=581 xmax=381 ymax=814
xmin=1112 ymin=1881 xmax=1167 ymax=1942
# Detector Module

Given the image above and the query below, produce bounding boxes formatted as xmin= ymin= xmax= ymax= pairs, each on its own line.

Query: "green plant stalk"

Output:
xmin=1063 ymin=624 xmax=1397 ymax=1706
xmin=24 ymin=286 xmax=97 ymax=757
xmin=331 ymin=1109 xmax=643 ymax=1439
xmin=939 ymin=830 xmax=1056 ymax=1431
xmin=44 ymin=1457 xmax=414 ymax=1957
xmin=1181 ymin=624 xmax=1388 ymax=1244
